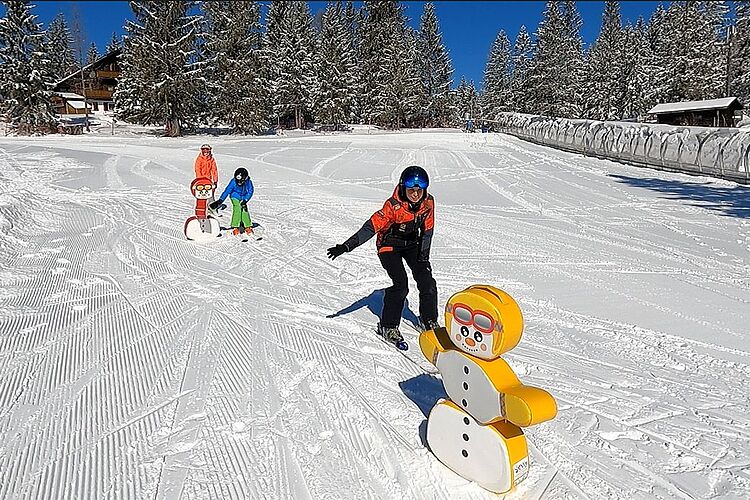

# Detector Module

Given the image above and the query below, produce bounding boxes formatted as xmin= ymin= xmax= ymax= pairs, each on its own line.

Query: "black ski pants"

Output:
xmin=378 ymin=245 xmax=438 ymax=329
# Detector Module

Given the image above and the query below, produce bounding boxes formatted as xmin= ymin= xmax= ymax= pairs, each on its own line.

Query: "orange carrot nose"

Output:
xmin=465 ymin=338 xmax=476 ymax=347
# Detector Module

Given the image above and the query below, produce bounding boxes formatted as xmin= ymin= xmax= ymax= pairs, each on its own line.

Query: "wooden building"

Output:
xmin=647 ymin=97 xmax=743 ymax=127
xmin=52 ymin=48 xmax=122 ymax=114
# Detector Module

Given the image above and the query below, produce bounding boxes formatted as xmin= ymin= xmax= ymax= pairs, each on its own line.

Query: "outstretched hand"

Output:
xmin=326 ymin=244 xmax=348 ymax=260
xmin=209 ymin=200 xmax=222 ymax=210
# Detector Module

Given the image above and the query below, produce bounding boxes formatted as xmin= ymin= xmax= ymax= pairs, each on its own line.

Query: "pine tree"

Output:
xmin=114 ymin=1 xmax=201 ymax=136
xmin=481 ymin=30 xmax=511 ymax=120
xmin=526 ymin=0 xmax=567 ymax=116
xmin=584 ymin=0 xmax=625 ymax=120
xmin=0 ymin=0 xmax=56 ymax=134
xmin=86 ymin=41 xmax=98 ymax=65
xmin=509 ymin=25 xmax=533 ymax=113
xmin=105 ymin=31 xmax=121 ymax=54
xmin=45 ymin=12 xmax=75 ymax=81
xmin=730 ymin=1 xmax=750 ymax=103
xmin=202 ymin=1 xmax=269 ymax=134
xmin=359 ymin=1 xmax=422 ymax=128
xmin=454 ymin=76 xmax=477 ymax=124
xmin=620 ymin=18 xmax=655 ymax=119
xmin=560 ymin=0 xmax=585 ymax=117
xmin=417 ymin=2 xmax=454 ymax=127
xmin=264 ymin=1 xmax=318 ymax=129
xmin=317 ymin=1 xmax=358 ymax=128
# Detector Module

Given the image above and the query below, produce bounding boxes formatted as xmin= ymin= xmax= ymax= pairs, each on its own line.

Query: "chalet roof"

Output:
xmin=54 ymin=92 xmax=86 ymax=100
xmin=647 ymin=97 xmax=741 ymax=115
xmin=54 ymin=47 xmax=122 ymax=89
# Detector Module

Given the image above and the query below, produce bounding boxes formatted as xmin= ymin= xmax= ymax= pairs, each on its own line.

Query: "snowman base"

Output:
xmin=184 ymin=216 xmax=220 ymax=241
xmin=426 ymin=399 xmax=529 ymax=493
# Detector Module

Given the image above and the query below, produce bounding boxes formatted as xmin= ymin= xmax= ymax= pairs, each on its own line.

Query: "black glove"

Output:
xmin=326 ymin=244 xmax=349 ymax=260
xmin=240 ymin=200 xmax=247 ymax=210
xmin=209 ymin=200 xmax=222 ymax=210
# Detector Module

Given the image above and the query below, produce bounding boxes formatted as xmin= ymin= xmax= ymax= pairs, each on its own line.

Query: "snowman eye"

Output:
xmin=460 ymin=326 xmax=470 ymax=337
xmin=474 ymin=332 xmax=483 ymax=343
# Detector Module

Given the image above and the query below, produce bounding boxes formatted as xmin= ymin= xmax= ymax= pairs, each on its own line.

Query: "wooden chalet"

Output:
xmin=52 ymin=48 xmax=122 ymax=114
xmin=647 ymin=97 xmax=743 ymax=127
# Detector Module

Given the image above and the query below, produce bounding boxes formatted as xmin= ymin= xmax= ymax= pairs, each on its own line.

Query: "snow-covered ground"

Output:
xmin=1 ymin=129 xmax=749 ymax=499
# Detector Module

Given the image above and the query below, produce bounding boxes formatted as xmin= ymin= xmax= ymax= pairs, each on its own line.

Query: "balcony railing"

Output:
xmin=96 ymin=70 xmax=119 ymax=79
xmin=84 ymin=89 xmax=114 ymax=99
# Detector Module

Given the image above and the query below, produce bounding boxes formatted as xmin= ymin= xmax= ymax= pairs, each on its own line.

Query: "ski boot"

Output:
xmin=377 ymin=323 xmax=408 ymax=350
xmin=421 ymin=318 xmax=441 ymax=332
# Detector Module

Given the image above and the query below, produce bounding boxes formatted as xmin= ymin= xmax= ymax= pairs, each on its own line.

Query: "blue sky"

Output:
xmin=26 ymin=1 xmax=664 ymax=87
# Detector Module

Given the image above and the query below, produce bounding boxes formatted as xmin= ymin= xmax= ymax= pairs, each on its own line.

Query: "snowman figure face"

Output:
xmin=444 ymin=286 xmax=524 ymax=361
xmin=190 ymin=177 xmax=214 ymax=200
xmin=447 ymin=302 xmax=499 ymax=360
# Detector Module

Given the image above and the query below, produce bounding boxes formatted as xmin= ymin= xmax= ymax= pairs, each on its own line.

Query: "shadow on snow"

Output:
xmin=326 ymin=288 xmax=422 ymax=330
xmin=609 ymin=173 xmax=750 ymax=218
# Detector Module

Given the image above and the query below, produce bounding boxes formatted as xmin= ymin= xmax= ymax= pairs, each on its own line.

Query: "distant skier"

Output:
xmin=194 ymin=143 xmax=219 ymax=187
xmin=210 ymin=167 xmax=255 ymax=236
xmin=326 ymin=166 xmax=440 ymax=346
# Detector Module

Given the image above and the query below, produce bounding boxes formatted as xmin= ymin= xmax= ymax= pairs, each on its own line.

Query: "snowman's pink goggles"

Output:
xmin=448 ymin=303 xmax=501 ymax=334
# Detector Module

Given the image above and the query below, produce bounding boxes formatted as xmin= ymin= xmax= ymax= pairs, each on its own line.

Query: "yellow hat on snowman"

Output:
xmin=444 ymin=285 xmax=524 ymax=360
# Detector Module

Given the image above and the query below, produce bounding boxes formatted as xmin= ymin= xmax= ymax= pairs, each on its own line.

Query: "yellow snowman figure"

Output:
xmin=419 ymin=285 xmax=557 ymax=493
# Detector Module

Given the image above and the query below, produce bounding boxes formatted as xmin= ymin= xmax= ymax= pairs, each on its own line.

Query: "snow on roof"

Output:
xmin=54 ymin=92 xmax=86 ymax=100
xmin=66 ymin=100 xmax=89 ymax=109
xmin=648 ymin=97 xmax=741 ymax=114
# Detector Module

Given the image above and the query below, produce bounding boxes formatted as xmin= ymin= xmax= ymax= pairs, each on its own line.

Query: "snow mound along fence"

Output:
xmin=493 ymin=112 xmax=750 ymax=185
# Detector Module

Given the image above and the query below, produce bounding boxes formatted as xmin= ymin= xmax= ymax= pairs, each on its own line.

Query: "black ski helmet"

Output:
xmin=398 ymin=165 xmax=429 ymax=202
xmin=234 ymin=167 xmax=249 ymax=185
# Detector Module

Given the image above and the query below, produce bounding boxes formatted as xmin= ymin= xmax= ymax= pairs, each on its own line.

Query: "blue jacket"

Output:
xmin=218 ymin=178 xmax=254 ymax=203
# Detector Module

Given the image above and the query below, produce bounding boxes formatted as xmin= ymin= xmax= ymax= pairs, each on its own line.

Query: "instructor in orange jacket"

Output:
xmin=326 ymin=166 xmax=439 ymax=346
xmin=195 ymin=143 xmax=219 ymax=187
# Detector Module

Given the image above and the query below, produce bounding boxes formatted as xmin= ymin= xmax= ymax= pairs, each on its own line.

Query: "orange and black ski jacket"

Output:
xmin=194 ymin=154 xmax=218 ymax=185
xmin=343 ymin=187 xmax=435 ymax=260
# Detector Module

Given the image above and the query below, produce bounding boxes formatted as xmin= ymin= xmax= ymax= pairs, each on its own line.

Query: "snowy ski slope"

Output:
xmin=0 ymin=129 xmax=748 ymax=499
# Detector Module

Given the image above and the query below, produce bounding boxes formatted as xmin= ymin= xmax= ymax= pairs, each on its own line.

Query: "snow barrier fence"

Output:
xmin=493 ymin=112 xmax=750 ymax=185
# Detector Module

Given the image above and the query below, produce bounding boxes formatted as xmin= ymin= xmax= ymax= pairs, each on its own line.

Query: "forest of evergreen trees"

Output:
xmin=1 ymin=0 xmax=749 ymax=136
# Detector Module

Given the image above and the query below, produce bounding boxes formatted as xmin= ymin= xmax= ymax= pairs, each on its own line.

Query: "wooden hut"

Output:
xmin=647 ymin=97 xmax=743 ymax=127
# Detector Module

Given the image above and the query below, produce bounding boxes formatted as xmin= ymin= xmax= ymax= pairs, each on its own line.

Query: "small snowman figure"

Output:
xmin=419 ymin=285 xmax=557 ymax=493
xmin=184 ymin=177 xmax=220 ymax=240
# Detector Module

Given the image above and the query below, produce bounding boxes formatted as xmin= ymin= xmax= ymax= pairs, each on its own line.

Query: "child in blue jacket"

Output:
xmin=210 ymin=167 xmax=254 ymax=235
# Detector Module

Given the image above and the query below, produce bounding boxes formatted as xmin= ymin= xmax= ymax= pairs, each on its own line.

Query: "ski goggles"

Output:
xmin=201 ymin=147 xmax=211 ymax=152
xmin=403 ymin=176 xmax=428 ymax=189
xmin=193 ymin=184 xmax=212 ymax=191
xmin=447 ymin=303 xmax=502 ymax=334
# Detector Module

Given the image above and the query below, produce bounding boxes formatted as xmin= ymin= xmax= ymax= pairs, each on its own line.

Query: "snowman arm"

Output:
xmin=502 ymin=385 xmax=558 ymax=427
xmin=419 ymin=327 xmax=451 ymax=366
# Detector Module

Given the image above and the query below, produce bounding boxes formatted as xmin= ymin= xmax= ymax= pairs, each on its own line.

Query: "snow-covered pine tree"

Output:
xmin=560 ymin=0 xmax=585 ymax=117
xmin=584 ymin=0 xmax=625 ymax=120
xmin=526 ymin=0 xmax=567 ymax=117
xmin=114 ymin=1 xmax=201 ymax=137
xmin=508 ymin=25 xmax=533 ymax=113
xmin=45 ymin=12 xmax=75 ymax=82
xmin=454 ymin=76 xmax=477 ymax=125
xmin=0 ymin=0 xmax=56 ymax=135
xmin=264 ymin=1 xmax=318 ymax=129
xmin=651 ymin=1 xmax=728 ymax=103
xmin=317 ymin=1 xmax=358 ymax=129
xmin=86 ymin=41 xmax=98 ymax=65
xmin=730 ymin=1 xmax=750 ymax=103
xmin=202 ymin=1 xmax=269 ymax=134
xmin=697 ymin=0 xmax=729 ymax=99
xmin=417 ymin=2 xmax=454 ymax=127
xmin=105 ymin=31 xmax=120 ymax=54
xmin=359 ymin=1 xmax=422 ymax=128
xmin=620 ymin=17 xmax=655 ymax=120
xmin=343 ymin=1 xmax=364 ymax=123
xmin=481 ymin=30 xmax=510 ymax=121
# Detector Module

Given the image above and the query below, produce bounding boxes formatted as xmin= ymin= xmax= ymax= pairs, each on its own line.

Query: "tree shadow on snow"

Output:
xmin=609 ymin=173 xmax=750 ymax=219
xmin=399 ymin=374 xmax=447 ymax=450
xmin=326 ymin=288 xmax=421 ymax=328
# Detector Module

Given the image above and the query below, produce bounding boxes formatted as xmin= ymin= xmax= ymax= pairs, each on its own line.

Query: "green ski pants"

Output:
xmin=230 ymin=198 xmax=252 ymax=229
